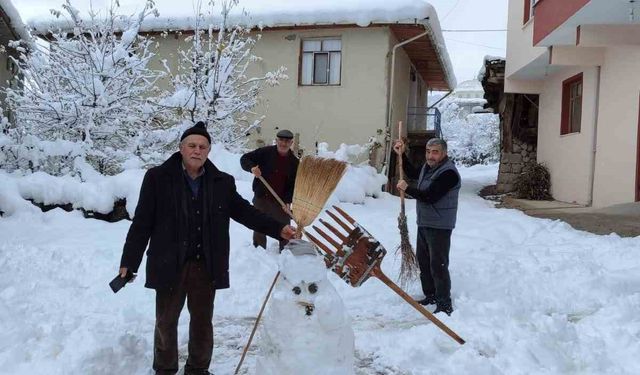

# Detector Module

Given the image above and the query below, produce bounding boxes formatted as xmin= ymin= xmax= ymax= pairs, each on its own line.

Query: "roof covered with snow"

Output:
xmin=14 ymin=0 xmax=456 ymax=89
xmin=455 ymin=79 xmax=483 ymax=92
xmin=0 ymin=0 xmax=31 ymax=41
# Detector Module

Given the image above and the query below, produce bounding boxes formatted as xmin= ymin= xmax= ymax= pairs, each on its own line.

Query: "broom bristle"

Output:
xmin=292 ymin=156 xmax=347 ymax=230
xmin=396 ymin=211 xmax=419 ymax=288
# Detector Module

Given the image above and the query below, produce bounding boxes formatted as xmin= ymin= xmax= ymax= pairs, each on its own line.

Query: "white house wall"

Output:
xmin=592 ymin=46 xmax=640 ymax=207
xmin=537 ymin=66 xmax=599 ymax=205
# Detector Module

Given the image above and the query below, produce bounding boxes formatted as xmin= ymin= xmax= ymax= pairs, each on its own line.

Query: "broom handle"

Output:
xmin=257 ymin=176 xmax=291 ymax=216
xmin=373 ymin=267 xmax=466 ymax=345
xmin=397 ymin=121 xmax=406 ymax=211
xmin=235 ymin=271 xmax=281 ymax=374
xmin=257 ymin=175 xmax=303 ymax=238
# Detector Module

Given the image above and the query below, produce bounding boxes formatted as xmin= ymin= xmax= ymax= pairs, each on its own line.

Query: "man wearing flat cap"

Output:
xmin=117 ymin=121 xmax=296 ymax=375
xmin=240 ymin=129 xmax=299 ymax=250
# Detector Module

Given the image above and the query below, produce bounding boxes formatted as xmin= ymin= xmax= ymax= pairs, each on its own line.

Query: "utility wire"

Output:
xmin=443 ymin=29 xmax=507 ymax=32
xmin=444 ymin=37 xmax=505 ymax=51
xmin=442 ymin=0 xmax=463 ymax=21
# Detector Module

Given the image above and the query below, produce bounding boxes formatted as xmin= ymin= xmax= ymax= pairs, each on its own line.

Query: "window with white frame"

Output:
xmin=300 ymin=38 xmax=341 ymax=85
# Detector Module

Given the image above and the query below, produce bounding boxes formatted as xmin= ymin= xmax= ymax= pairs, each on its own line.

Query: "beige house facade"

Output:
xmin=506 ymin=0 xmax=640 ymax=207
xmin=150 ymin=21 xmax=455 ymax=172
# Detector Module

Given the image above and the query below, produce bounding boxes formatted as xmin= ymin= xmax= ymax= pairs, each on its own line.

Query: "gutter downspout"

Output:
xmin=382 ymin=29 xmax=429 ymax=177
xmin=587 ymin=66 xmax=601 ymax=206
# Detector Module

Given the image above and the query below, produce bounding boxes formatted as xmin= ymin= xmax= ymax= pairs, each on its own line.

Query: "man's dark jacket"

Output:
xmin=120 ymin=152 xmax=285 ymax=290
xmin=239 ymin=145 xmax=299 ymax=203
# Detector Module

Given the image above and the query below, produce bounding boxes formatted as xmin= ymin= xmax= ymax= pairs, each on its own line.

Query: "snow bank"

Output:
xmin=0 ymin=143 xmax=387 ymax=217
xmin=0 ymin=171 xmax=39 ymax=216
xmin=0 ymin=168 xmax=145 ymax=216
xmin=317 ymin=143 xmax=387 ymax=204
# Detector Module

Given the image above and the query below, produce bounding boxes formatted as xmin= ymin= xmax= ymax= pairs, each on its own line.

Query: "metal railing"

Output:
xmin=406 ymin=106 xmax=442 ymax=138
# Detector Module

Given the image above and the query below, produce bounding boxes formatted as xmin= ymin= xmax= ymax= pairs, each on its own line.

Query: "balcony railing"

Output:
xmin=406 ymin=106 xmax=442 ymax=138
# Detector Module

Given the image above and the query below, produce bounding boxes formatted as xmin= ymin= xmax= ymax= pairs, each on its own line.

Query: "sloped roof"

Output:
xmin=0 ymin=0 xmax=30 ymax=41
xmin=16 ymin=0 xmax=456 ymax=89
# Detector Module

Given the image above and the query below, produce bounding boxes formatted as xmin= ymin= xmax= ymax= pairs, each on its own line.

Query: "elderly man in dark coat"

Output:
xmin=117 ymin=122 xmax=296 ymax=375
xmin=240 ymin=129 xmax=299 ymax=250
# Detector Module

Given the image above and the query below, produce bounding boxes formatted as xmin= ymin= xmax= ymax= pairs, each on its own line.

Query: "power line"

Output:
xmin=444 ymin=37 xmax=505 ymax=51
xmin=442 ymin=0 xmax=463 ymax=21
xmin=443 ymin=29 xmax=507 ymax=32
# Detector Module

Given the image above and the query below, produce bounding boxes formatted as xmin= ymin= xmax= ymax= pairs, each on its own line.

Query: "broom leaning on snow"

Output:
xmin=396 ymin=121 xmax=419 ymax=288
xmin=235 ymin=155 xmax=347 ymax=374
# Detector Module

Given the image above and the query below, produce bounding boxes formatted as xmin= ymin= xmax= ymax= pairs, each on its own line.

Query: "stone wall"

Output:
xmin=496 ymin=138 xmax=536 ymax=193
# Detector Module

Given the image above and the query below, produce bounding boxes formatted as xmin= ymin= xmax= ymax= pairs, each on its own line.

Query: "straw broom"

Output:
xmin=235 ymin=155 xmax=347 ymax=374
xmin=396 ymin=121 xmax=419 ymax=288
xmin=291 ymin=156 xmax=348 ymax=236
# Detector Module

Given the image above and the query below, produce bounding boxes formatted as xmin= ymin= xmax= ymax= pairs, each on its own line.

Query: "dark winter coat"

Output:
xmin=120 ymin=152 xmax=285 ymax=290
xmin=240 ymin=145 xmax=299 ymax=203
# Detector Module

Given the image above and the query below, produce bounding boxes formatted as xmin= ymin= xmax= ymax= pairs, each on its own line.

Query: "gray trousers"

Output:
xmin=416 ymin=227 xmax=452 ymax=304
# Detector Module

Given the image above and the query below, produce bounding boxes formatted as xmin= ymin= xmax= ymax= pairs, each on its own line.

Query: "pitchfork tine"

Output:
xmin=312 ymin=225 xmax=342 ymax=250
xmin=304 ymin=232 xmax=336 ymax=256
xmin=332 ymin=205 xmax=356 ymax=224
xmin=319 ymin=219 xmax=348 ymax=242
xmin=326 ymin=210 xmax=353 ymax=233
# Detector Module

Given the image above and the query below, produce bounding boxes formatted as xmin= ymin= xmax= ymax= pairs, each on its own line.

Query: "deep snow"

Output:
xmin=0 ymin=163 xmax=639 ymax=374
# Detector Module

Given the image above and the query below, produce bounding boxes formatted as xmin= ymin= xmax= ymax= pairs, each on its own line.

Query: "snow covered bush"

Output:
xmin=158 ymin=0 xmax=287 ymax=152
xmin=439 ymin=100 xmax=499 ymax=166
xmin=2 ymin=0 xmax=165 ymax=176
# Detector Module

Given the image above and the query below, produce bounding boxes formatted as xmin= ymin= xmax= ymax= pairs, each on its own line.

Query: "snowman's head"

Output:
xmin=279 ymin=240 xmax=328 ymax=316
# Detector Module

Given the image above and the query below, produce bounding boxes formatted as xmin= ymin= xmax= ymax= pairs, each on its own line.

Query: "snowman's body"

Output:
xmin=256 ymin=240 xmax=355 ymax=375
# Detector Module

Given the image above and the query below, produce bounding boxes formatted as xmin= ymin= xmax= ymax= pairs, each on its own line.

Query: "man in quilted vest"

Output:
xmin=394 ymin=138 xmax=461 ymax=316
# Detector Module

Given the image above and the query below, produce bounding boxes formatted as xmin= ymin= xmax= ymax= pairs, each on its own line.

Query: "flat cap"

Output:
xmin=276 ymin=129 xmax=294 ymax=139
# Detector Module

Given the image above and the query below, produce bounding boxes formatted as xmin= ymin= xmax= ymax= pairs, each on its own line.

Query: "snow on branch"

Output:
xmin=158 ymin=0 xmax=287 ymax=151
xmin=2 ymin=0 xmax=165 ymax=176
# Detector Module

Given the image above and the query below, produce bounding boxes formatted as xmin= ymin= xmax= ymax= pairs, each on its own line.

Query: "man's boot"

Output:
xmin=416 ymin=294 xmax=436 ymax=306
xmin=433 ymin=300 xmax=453 ymax=316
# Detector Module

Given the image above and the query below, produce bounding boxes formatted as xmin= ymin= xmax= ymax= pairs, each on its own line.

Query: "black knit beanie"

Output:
xmin=180 ymin=121 xmax=211 ymax=144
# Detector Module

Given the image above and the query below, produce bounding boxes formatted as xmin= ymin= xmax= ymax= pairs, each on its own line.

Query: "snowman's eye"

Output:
xmin=292 ymin=286 xmax=301 ymax=295
xmin=308 ymin=283 xmax=318 ymax=294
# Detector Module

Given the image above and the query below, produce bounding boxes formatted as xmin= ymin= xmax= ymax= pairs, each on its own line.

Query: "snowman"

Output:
xmin=256 ymin=240 xmax=355 ymax=375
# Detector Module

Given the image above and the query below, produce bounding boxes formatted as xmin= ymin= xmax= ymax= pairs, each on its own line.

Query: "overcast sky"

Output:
xmin=11 ymin=0 xmax=507 ymax=86
xmin=429 ymin=0 xmax=507 ymax=83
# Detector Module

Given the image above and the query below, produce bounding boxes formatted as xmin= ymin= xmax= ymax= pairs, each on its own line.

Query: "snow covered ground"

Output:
xmin=1 ymin=163 xmax=639 ymax=374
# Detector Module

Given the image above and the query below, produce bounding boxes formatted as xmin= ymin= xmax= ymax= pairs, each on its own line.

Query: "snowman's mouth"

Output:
xmin=297 ymin=301 xmax=315 ymax=316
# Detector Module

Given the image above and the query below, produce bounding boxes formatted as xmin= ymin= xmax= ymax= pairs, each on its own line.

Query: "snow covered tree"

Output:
xmin=158 ymin=0 xmax=287 ymax=151
xmin=438 ymin=100 xmax=500 ymax=166
xmin=2 ymin=0 xmax=165 ymax=176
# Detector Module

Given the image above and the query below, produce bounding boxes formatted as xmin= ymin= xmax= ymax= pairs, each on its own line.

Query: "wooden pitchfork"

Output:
xmin=305 ymin=205 xmax=465 ymax=345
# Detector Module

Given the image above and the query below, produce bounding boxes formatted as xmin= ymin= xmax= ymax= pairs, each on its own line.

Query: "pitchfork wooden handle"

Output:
xmin=373 ymin=268 xmax=466 ymax=345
